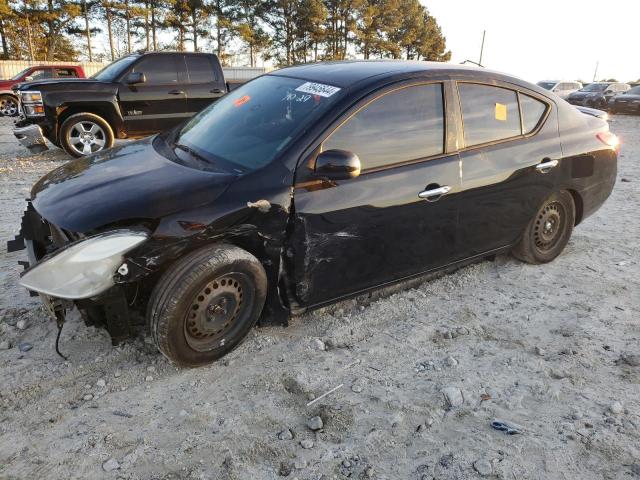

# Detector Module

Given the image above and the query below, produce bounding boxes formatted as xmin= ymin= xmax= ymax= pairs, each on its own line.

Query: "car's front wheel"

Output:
xmin=59 ymin=113 xmax=114 ymax=157
xmin=0 ymin=94 xmax=19 ymax=116
xmin=512 ymin=190 xmax=575 ymax=264
xmin=148 ymin=244 xmax=268 ymax=367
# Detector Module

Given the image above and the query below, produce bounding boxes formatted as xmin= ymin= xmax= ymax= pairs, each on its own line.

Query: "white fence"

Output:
xmin=0 ymin=60 xmax=272 ymax=81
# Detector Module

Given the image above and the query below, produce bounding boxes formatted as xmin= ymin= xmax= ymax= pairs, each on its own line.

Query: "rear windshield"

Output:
xmin=536 ymin=82 xmax=556 ymax=90
xmin=173 ymin=75 xmax=344 ymax=171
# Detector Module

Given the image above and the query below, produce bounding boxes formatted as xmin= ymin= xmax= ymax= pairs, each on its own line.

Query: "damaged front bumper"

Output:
xmin=7 ymin=202 xmax=143 ymax=344
xmin=13 ymin=123 xmax=49 ymax=154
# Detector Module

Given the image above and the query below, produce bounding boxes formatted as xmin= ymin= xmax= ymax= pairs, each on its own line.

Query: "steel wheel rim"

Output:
xmin=68 ymin=121 xmax=106 ymax=155
xmin=533 ymin=201 xmax=565 ymax=251
xmin=0 ymin=98 xmax=18 ymax=116
xmin=183 ymin=272 xmax=253 ymax=352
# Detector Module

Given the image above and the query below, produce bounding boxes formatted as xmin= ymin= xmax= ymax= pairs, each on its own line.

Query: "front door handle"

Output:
xmin=210 ymin=88 xmax=225 ymax=94
xmin=535 ymin=159 xmax=559 ymax=173
xmin=168 ymin=90 xmax=185 ymax=95
xmin=418 ymin=185 xmax=451 ymax=201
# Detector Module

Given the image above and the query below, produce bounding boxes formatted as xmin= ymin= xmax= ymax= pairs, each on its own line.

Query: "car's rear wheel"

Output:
xmin=0 ymin=95 xmax=19 ymax=116
xmin=148 ymin=244 xmax=268 ymax=367
xmin=59 ymin=113 xmax=114 ymax=157
xmin=512 ymin=190 xmax=575 ymax=264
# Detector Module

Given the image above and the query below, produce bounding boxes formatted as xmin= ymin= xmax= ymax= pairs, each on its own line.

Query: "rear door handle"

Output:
xmin=418 ymin=185 xmax=451 ymax=201
xmin=535 ymin=159 xmax=559 ymax=173
xmin=168 ymin=90 xmax=185 ymax=95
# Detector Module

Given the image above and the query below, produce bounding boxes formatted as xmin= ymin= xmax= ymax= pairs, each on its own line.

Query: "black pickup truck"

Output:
xmin=13 ymin=51 xmax=227 ymax=157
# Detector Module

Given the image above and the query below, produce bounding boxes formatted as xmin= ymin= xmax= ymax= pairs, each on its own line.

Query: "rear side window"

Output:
xmin=520 ymin=94 xmax=547 ymax=134
xmin=323 ymin=84 xmax=445 ymax=170
xmin=55 ymin=68 xmax=78 ymax=78
xmin=185 ymin=56 xmax=216 ymax=83
xmin=459 ymin=83 xmax=521 ymax=147
xmin=132 ymin=56 xmax=178 ymax=84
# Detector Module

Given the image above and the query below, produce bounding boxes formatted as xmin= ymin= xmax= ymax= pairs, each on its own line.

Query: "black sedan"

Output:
xmin=609 ymin=86 xmax=640 ymax=114
xmin=8 ymin=61 xmax=618 ymax=366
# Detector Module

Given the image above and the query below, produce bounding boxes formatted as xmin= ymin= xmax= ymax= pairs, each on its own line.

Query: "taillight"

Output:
xmin=596 ymin=131 xmax=620 ymax=150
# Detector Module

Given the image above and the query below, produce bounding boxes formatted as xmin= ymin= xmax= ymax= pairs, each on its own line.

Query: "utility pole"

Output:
xmin=479 ymin=30 xmax=486 ymax=66
xmin=592 ymin=61 xmax=599 ymax=82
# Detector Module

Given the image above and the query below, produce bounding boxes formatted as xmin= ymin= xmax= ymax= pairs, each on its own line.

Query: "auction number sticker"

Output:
xmin=295 ymin=82 xmax=341 ymax=97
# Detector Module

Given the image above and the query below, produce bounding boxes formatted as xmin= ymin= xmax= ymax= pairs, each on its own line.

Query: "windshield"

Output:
xmin=581 ymin=83 xmax=608 ymax=92
xmin=174 ymin=75 xmax=344 ymax=170
xmin=10 ymin=68 xmax=32 ymax=80
xmin=537 ymin=82 xmax=556 ymax=90
xmin=91 ymin=55 xmax=139 ymax=81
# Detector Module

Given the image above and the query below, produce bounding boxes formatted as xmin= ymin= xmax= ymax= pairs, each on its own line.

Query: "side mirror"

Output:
xmin=314 ymin=149 xmax=361 ymax=180
xmin=24 ymin=76 xmax=34 ymax=82
xmin=125 ymin=72 xmax=146 ymax=85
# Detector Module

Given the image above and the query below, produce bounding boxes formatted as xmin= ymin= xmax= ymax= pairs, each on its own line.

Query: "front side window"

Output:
xmin=28 ymin=68 xmax=52 ymax=80
xmin=185 ymin=55 xmax=215 ymax=83
xmin=323 ymin=84 xmax=445 ymax=170
xmin=132 ymin=56 xmax=178 ymax=84
xmin=459 ymin=83 xmax=520 ymax=147
xmin=520 ymin=94 xmax=548 ymax=134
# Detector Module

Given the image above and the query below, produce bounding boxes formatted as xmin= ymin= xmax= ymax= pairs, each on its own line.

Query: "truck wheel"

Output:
xmin=512 ymin=191 xmax=575 ymax=264
xmin=148 ymin=244 xmax=268 ymax=367
xmin=59 ymin=113 xmax=114 ymax=157
xmin=0 ymin=95 xmax=19 ymax=116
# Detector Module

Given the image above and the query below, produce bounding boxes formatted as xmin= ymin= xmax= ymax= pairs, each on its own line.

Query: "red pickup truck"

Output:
xmin=0 ymin=65 xmax=86 ymax=116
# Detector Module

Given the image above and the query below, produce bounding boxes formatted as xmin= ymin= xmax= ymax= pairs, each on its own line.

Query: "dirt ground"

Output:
xmin=0 ymin=114 xmax=638 ymax=480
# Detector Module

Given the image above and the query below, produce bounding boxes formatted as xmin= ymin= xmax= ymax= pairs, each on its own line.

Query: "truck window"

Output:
xmin=132 ymin=56 xmax=178 ymax=85
xmin=55 ymin=68 xmax=79 ymax=78
xmin=185 ymin=56 xmax=216 ymax=84
xmin=28 ymin=68 xmax=53 ymax=80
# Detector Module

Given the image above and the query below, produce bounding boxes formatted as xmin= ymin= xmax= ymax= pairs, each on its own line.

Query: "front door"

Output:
xmin=454 ymin=82 xmax=563 ymax=259
xmin=118 ymin=54 xmax=187 ymax=136
xmin=290 ymin=82 xmax=461 ymax=307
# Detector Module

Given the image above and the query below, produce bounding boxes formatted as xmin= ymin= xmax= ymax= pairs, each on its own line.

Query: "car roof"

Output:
xmin=269 ymin=60 xmax=526 ymax=89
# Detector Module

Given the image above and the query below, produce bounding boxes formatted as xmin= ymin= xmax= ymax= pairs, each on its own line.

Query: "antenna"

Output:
xmin=592 ymin=61 xmax=599 ymax=82
xmin=479 ymin=30 xmax=486 ymax=66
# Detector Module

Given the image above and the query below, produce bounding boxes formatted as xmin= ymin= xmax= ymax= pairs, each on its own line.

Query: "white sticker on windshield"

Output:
xmin=295 ymin=82 xmax=341 ymax=98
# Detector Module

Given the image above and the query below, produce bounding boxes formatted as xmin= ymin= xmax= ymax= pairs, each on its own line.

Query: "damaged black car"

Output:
xmin=9 ymin=61 xmax=618 ymax=366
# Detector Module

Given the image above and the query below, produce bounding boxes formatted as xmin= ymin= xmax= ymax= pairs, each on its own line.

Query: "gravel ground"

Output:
xmin=0 ymin=114 xmax=638 ymax=480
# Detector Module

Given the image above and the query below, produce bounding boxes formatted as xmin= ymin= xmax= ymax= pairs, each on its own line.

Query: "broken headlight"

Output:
xmin=20 ymin=230 xmax=148 ymax=299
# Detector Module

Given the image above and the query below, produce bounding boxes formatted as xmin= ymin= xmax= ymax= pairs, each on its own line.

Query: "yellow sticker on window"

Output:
xmin=495 ymin=103 xmax=507 ymax=121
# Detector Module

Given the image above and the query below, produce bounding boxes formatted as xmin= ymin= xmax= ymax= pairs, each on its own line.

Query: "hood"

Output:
xmin=0 ymin=79 xmax=15 ymax=89
xmin=14 ymin=78 xmax=100 ymax=91
xmin=31 ymin=136 xmax=237 ymax=232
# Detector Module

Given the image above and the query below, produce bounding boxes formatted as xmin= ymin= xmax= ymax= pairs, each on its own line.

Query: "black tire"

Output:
xmin=0 ymin=94 xmax=19 ymax=116
xmin=512 ymin=190 xmax=575 ymax=265
xmin=59 ymin=112 xmax=114 ymax=157
xmin=147 ymin=244 xmax=268 ymax=367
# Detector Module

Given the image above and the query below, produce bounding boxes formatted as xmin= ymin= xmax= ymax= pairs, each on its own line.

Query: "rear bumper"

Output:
xmin=13 ymin=124 xmax=49 ymax=153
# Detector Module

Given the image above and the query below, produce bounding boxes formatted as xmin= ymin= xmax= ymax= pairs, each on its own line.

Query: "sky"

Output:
xmin=424 ymin=0 xmax=639 ymax=83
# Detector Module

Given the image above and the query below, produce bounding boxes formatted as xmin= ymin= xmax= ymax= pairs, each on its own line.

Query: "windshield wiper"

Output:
xmin=174 ymin=143 xmax=210 ymax=164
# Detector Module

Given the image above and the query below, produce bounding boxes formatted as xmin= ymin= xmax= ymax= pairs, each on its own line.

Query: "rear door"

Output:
xmin=118 ymin=54 xmax=187 ymax=135
xmin=455 ymin=82 xmax=563 ymax=259
xmin=180 ymin=54 xmax=226 ymax=115
xmin=290 ymin=81 xmax=461 ymax=306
